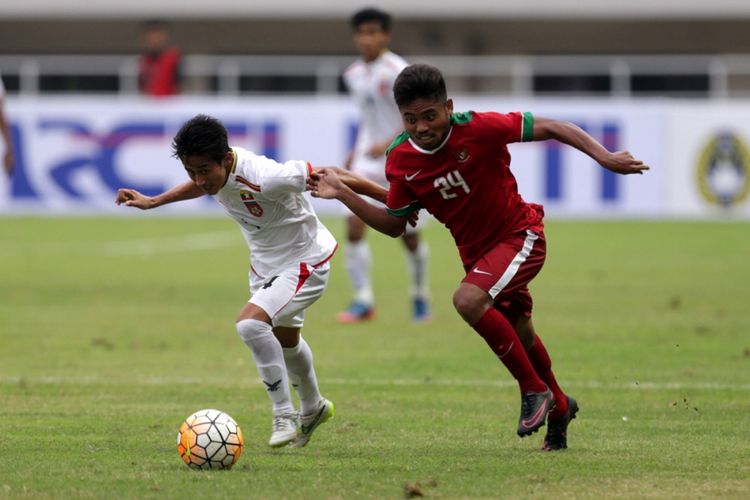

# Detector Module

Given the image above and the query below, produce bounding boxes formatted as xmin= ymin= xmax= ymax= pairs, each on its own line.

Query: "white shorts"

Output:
xmin=248 ymin=261 xmax=330 ymax=328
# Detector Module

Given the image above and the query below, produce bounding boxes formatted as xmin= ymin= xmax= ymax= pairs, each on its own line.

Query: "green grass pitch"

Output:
xmin=1 ymin=216 xmax=749 ymax=498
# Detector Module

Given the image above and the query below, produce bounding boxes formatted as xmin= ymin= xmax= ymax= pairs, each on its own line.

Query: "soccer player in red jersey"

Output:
xmin=310 ymin=64 xmax=649 ymax=450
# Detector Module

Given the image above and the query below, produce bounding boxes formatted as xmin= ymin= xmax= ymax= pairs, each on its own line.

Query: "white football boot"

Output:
xmin=289 ymin=398 xmax=334 ymax=448
xmin=269 ymin=411 xmax=299 ymax=448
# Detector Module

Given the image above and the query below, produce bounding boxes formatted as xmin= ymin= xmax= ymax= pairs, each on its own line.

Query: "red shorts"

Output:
xmin=462 ymin=229 xmax=546 ymax=325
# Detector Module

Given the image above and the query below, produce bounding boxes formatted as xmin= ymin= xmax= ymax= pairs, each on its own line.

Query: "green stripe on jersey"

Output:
xmin=451 ymin=111 xmax=474 ymax=124
xmin=521 ymin=112 xmax=534 ymax=142
xmin=386 ymin=131 xmax=410 ymax=156
xmin=387 ymin=201 xmax=421 ymax=218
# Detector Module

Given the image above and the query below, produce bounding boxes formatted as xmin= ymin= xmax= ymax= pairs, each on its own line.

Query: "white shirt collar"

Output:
xmin=408 ymin=126 xmax=453 ymax=155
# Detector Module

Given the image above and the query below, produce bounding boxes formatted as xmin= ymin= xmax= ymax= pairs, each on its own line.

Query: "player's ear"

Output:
xmin=445 ymin=99 xmax=454 ymax=114
xmin=223 ymin=150 xmax=234 ymax=166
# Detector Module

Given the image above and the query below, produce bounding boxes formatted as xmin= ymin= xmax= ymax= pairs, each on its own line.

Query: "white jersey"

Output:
xmin=213 ymin=147 xmax=337 ymax=278
xmin=343 ymin=50 xmax=408 ymax=183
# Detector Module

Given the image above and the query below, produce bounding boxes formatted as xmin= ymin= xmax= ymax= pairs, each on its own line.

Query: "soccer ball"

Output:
xmin=177 ymin=409 xmax=244 ymax=470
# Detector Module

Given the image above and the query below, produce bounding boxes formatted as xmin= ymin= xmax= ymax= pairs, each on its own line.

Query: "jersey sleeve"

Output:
xmin=239 ymin=153 xmax=311 ymax=198
xmin=386 ymin=179 xmax=421 ymax=217
xmin=385 ymin=153 xmax=421 ymax=217
xmin=481 ymin=111 xmax=534 ymax=144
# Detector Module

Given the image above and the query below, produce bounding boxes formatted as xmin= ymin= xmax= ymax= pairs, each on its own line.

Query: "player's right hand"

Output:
xmin=115 ymin=188 xmax=154 ymax=209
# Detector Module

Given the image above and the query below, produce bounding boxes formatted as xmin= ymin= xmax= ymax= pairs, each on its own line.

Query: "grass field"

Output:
xmin=1 ymin=216 xmax=749 ymax=499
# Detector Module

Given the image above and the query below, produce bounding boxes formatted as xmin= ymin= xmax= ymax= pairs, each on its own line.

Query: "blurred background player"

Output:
xmin=138 ymin=19 xmax=182 ymax=97
xmin=0 ymin=73 xmax=14 ymax=176
xmin=311 ymin=64 xmax=649 ymax=450
xmin=339 ymin=7 xmax=431 ymax=324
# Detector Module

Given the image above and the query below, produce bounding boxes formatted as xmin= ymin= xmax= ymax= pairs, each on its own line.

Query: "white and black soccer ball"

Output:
xmin=177 ymin=409 xmax=244 ymax=470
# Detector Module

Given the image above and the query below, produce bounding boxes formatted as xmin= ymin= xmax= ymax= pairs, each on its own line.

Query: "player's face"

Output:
xmin=182 ymin=152 xmax=232 ymax=195
xmin=399 ymin=98 xmax=454 ymax=151
xmin=353 ymin=21 xmax=390 ymax=62
xmin=142 ymin=27 xmax=169 ymax=52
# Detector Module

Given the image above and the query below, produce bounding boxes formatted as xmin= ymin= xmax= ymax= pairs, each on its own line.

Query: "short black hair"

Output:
xmin=350 ymin=7 xmax=392 ymax=32
xmin=393 ymin=64 xmax=448 ymax=108
xmin=171 ymin=114 xmax=229 ymax=163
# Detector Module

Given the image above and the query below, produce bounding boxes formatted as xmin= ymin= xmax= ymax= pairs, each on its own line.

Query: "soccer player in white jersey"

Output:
xmin=340 ymin=7 xmax=431 ymax=323
xmin=115 ymin=114 xmax=386 ymax=448
xmin=0 ymin=73 xmax=14 ymax=176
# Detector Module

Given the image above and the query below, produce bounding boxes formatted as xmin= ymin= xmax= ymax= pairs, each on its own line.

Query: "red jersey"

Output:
xmin=385 ymin=111 xmax=544 ymax=268
xmin=138 ymin=47 xmax=181 ymax=97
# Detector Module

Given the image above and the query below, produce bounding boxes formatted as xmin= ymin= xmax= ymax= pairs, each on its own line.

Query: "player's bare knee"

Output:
xmin=401 ymin=233 xmax=419 ymax=252
xmin=346 ymin=216 xmax=366 ymax=241
xmin=517 ymin=328 xmax=536 ymax=350
xmin=515 ymin=317 xmax=536 ymax=349
xmin=273 ymin=326 xmax=301 ymax=348
xmin=452 ymin=290 xmax=484 ymax=324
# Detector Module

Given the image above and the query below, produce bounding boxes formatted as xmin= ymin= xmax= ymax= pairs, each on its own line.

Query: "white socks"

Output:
xmin=347 ymin=238 xmax=430 ymax=304
xmin=236 ymin=319 xmax=294 ymax=414
xmin=236 ymin=319 xmax=322 ymax=416
xmin=282 ymin=337 xmax=322 ymax=416
xmin=406 ymin=241 xmax=430 ymax=300
xmin=345 ymin=240 xmax=373 ymax=305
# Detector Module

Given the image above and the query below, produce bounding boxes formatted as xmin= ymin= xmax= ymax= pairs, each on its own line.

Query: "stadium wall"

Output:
xmin=1 ymin=96 xmax=748 ymax=219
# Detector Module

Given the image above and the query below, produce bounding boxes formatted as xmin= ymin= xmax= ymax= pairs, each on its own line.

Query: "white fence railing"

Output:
xmin=3 ymin=53 xmax=750 ymax=97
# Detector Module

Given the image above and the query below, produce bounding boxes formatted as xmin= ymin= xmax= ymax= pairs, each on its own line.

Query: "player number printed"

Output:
xmin=434 ymin=170 xmax=470 ymax=200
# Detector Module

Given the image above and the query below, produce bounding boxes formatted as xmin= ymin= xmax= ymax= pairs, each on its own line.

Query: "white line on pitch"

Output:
xmin=100 ymin=230 xmax=239 ymax=256
xmin=1 ymin=375 xmax=748 ymax=391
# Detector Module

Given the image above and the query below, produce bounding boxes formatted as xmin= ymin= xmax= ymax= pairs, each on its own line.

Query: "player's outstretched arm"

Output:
xmin=533 ymin=117 xmax=650 ymax=175
xmin=310 ymin=168 xmax=407 ymax=237
xmin=115 ymin=181 xmax=205 ymax=210
xmin=311 ymin=167 xmax=389 ymax=204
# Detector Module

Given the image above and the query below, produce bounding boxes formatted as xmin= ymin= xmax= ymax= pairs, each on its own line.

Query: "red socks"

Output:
xmin=526 ymin=336 xmax=569 ymax=419
xmin=472 ymin=308 xmax=547 ymax=394
xmin=473 ymin=308 xmax=570 ymax=420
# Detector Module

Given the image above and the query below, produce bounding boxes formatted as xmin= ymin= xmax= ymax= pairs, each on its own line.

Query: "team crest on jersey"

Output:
xmin=456 ymin=148 xmax=471 ymax=163
xmin=696 ymin=131 xmax=750 ymax=208
xmin=240 ymin=190 xmax=264 ymax=217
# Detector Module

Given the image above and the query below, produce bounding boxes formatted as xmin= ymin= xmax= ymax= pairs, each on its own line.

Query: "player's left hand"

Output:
xmin=309 ymin=168 xmax=345 ymax=199
xmin=602 ymin=151 xmax=650 ymax=175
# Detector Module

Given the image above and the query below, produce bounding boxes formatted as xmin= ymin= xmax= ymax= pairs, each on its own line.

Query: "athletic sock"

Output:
xmin=405 ymin=240 xmax=430 ymax=300
xmin=526 ymin=335 xmax=569 ymax=419
xmin=236 ymin=319 xmax=294 ymax=414
xmin=282 ymin=336 xmax=322 ymax=416
xmin=345 ymin=240 xmax=373 ymax=305
xmin=473 ymin=308 xmax=547 ymax=394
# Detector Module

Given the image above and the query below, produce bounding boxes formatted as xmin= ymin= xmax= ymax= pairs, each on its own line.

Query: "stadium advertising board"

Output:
xmin=667 ymin=102 xmax=750 ymax=218
xmin=1 ymin=96 xmax=746 ymax=218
